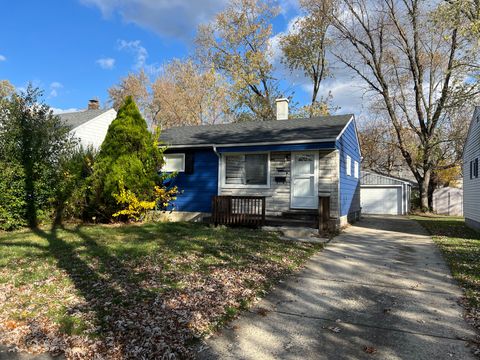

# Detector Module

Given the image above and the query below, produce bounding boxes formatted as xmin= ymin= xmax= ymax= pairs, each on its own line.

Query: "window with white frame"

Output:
xmin=163 ymin=154 xmax=185 ymax=172
xmin=224 ymin=153 xmax=269 ymax=186
xmin=346 ymin=155 xmax=352 ymax=176
xmin=354 ymin=160 xmax=359 ymax=178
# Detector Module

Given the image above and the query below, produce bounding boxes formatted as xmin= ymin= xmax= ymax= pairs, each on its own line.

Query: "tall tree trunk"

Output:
xmin=428 ymin=174 xmax=436 ymax=211
xmin=419 ymin=169 xmax=431 ymax=211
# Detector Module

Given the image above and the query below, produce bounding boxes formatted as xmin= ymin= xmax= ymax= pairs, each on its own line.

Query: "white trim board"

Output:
xmin=219 ymin=151 xmax=271 ymax=189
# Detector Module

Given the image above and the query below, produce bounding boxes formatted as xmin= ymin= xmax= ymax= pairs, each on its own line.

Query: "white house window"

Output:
xmin=224 ymin=153 xmax=269 ymax=186
xmin=346 ymin=155 xmax=352 ymax=176
xmin=354 ymin=160 xmax=359 ymax=178
xmin=163 ymin=154 xmax=185 ymax=172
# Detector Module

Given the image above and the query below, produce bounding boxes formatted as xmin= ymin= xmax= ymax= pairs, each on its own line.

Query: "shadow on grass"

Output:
xmin=413 ymin=216 xmax=480 ymax=241
xmin=30 ymin=224 xmax=197 ymax=358
xmin=0 ymin=221 xmax=317 ymax=358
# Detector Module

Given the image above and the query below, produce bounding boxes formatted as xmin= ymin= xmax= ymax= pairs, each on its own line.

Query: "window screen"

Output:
xmin=346 ymin=155 xmax=352 ymax=176
xmin=225 ymin=154 xmax=268 ymax=185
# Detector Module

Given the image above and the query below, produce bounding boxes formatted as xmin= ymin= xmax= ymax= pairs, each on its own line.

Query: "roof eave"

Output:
xmin=163 ymin=138 xmax=338 ymax=149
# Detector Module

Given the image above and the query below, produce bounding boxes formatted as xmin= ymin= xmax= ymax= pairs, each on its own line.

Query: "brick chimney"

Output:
xmin=88 ymin=99 xmax=100 ymax=110
xmin=275 ymin=98 xmax=289 ymax=120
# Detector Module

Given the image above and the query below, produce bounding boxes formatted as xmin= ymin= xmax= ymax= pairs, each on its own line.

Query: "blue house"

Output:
xmin=160 ymin=99 xmax=361 ymax=228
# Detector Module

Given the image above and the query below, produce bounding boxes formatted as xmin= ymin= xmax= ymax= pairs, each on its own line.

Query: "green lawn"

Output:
xmin=411 ymin=215 xmax=480 ymax=328
xmin=0 ymin=222 xmax=322 ymax=359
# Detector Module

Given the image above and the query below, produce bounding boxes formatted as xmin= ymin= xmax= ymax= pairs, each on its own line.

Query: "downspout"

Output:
xmin=213 ymin=145 xmax=221 ymax=196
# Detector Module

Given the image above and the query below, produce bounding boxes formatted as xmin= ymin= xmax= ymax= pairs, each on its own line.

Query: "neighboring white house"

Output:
xmin=433 ymin=187 xmax=463 ymax=216
xmin=463 ymin=106 xmax=480 ymax=231
xmin=57 ymin=100 xmax=117 ymax=149
xmin=360 ymin=171 xmax=412 ymax=215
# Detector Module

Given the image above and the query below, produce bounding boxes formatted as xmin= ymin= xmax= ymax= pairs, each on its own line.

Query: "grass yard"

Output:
xmin=411 ymin=214 xmax=480 ymax=329
xmin=0 ymin=222 xmax=322 ymax=359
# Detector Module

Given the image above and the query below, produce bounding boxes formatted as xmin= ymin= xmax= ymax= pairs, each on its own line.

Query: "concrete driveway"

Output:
xmin=197 ymin=216 xmax=478 ymax=360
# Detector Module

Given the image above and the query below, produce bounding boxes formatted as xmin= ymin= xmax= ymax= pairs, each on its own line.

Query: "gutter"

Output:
xmin=165 ymin=138 xmax=338 ymax=149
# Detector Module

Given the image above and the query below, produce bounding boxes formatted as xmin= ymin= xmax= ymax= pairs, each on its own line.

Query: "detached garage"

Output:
xmin=360 ymin=171 xmax=412 ymax=215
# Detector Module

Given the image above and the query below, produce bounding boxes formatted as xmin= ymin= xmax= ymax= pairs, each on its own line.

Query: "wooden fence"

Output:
xmin=211 ymin=195 xmax=266 ymax=227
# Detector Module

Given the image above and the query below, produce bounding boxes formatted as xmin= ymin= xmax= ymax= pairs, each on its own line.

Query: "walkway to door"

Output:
xmin=197 ymin=216 xmax=478 ymax=360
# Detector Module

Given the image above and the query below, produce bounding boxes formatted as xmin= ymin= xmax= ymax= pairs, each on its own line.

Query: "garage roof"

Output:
xmin=361 ymin=171 xmax=414 ymax=186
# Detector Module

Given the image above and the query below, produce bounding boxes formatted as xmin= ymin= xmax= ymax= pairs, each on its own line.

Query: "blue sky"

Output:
xmin=0 ymin=0 xmax=364 ymax=115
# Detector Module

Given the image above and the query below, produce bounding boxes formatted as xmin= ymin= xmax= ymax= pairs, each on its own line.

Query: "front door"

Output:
xmin=291 ymin=152 xmax=318 ymax=209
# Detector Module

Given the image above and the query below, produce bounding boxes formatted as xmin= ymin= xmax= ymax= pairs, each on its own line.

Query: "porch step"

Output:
xmin=265 ymin=216 xmax=317 ymax=229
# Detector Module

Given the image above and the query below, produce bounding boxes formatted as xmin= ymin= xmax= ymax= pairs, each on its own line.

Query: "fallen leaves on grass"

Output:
xmin=363 ymin=345 xmax=377 ymax=354
xmin=0 ymin=226 xmax=319 ymax=359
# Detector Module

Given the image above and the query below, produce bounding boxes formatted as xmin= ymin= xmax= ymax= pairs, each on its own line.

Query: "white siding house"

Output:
xmin=58 ymin=100 xmax=117 ymax=149
xmin=463 ymin=107 xmax=480 ymax=231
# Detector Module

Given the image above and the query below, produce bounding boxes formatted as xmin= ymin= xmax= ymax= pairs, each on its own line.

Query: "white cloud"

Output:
xmin=277 ymin=0 xmax=300 ymax=16
xmin=49 ymin=82 xmax=63 ymax=98
xmin=118 ymin=40 xmax=147 ymax=69
xmin=0 ymin=55 xmax=6 ymax=62
xmin=313 ymin=77 xmax=369 ymax=115
xmin=52 ymin=107 xmax=79 ymax=114
xmin=80 ymin=0 xmax=228 ymax=40
xmin=268 ymin=16 xmax=301 ymax=64
xmin=96 ymin=57 xmax=116 ymax=69
xmin=118 ymin=39 xmax=161 ymax=75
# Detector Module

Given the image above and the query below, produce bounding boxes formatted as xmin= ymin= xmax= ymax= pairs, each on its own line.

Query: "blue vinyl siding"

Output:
xmin=217 ymin=142 xmax=336 ymax=153
xmin=336 ymin=120 xmax=361 ymax=217
xmin=168 ymin=149 xmax=218 ymax=212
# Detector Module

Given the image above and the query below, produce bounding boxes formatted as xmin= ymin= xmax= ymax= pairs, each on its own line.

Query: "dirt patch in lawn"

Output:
xmin=0 ymin=222 xmax=321 ymax=359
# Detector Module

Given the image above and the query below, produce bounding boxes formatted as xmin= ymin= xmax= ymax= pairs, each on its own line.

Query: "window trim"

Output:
xmin=346 ymin=155 xmax=352 ymax=176
xmin=221 ymin=152 xmax=271 ymax=189
xmin=354 ymin=160 xmax=359 ymax=179
xmin=163 ymin=153 xmax=185 ymax=172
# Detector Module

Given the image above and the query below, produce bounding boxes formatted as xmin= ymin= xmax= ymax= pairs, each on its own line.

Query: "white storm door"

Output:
xmin=291 ymin=152 xmax=318 ymax=209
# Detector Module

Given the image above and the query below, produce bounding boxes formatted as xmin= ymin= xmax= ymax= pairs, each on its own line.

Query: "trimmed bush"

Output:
xmin=87 ymin=96 xmax=167 ymax=221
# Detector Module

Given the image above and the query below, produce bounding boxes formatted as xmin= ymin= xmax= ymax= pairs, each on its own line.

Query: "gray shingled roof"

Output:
xmin=160 ymin=114 xmax=354 ymax=147
xmin=58 ymin=109 xmax=111 ymax=129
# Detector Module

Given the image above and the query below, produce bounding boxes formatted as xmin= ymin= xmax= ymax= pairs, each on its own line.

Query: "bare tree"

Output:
xmin=196 ymin=0 xmax=281 ymax=121
xmin=108 ymin=70 xmax=153 ymax=120
xmin=329 ymin=0 xmax=479 ymax=209
xmin=151 ymin=59 xmax=232 ymax=128
xmin=108 ymin=60 xmax=232 ymax=129
xmin=358 ymin=117 xmax=404 ymax=175
xmin=280 ymin=0 xmax=336 ymax=116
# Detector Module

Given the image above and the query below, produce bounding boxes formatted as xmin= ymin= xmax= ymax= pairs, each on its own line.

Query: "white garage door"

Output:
xmin=361 ymin=187 xmax=402 ymax=215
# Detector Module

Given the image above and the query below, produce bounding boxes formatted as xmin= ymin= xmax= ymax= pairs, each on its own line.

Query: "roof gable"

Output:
xmin=160 ymin=114 xmax=354 ymax=147
xmin=58 ymin=109 xmax=112 ymax=130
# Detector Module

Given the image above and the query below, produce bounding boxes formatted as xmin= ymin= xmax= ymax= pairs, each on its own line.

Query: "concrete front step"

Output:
xmin=262 ymin=226 xmax=329 ymax=244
